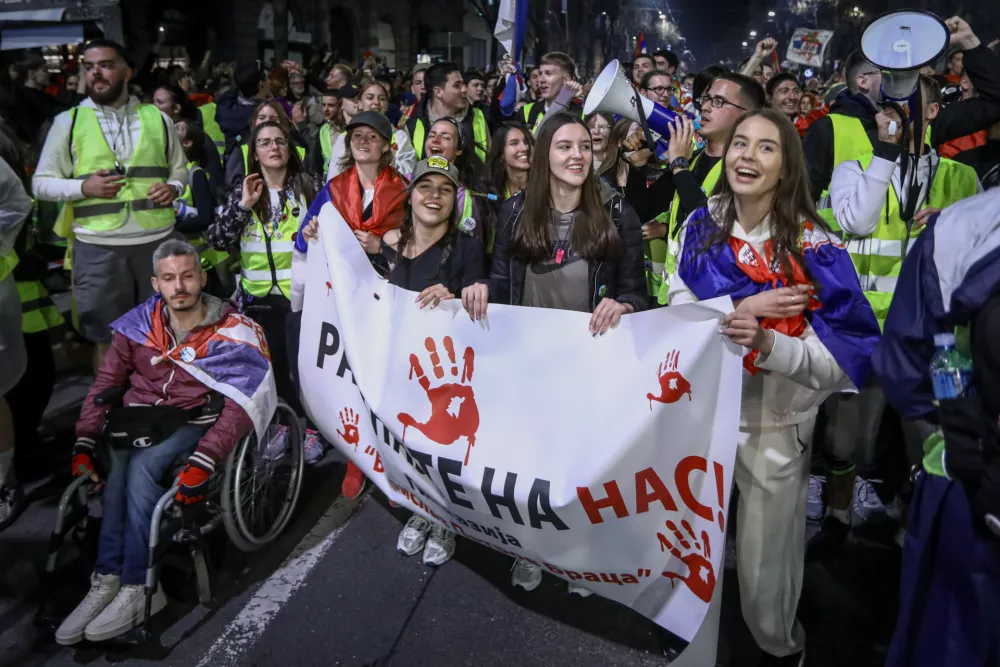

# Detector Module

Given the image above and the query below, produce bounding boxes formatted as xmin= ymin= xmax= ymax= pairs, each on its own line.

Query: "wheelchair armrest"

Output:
xmin=94 ymin=385 xmax=128 ymax=408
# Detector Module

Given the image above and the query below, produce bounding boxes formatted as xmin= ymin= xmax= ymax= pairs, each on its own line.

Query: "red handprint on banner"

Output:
xmin=659 ymin=519 xmax=716 ymax=603
xmin=646 ymin=350 xmax=692 ymax=410
xmin=398 ymin=337 xmax=480 ymax=466
xmin=326 ymin=281 xmax=332 ymax=296
xmin=337 ymin=408 xmax=361 ymax=450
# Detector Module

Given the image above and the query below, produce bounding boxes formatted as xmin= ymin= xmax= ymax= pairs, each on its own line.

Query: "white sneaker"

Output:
xmin=83 ymin=583 xmax=167 ymax=642
xmin=567 ymin=583 xmax=594 ymax=597
xmin=807 ymin=475 xmax=825 ymax=522
xmin=421 ymin=525 xmax=456 ymax=566
xmin=263 ymin=424 xmax=290 ymax=461
xmin=853 ymin=477 xmax=885 ymax=521
xmin=55 ymin=573 xmax=121 ymax=645
xmin=511 ymin=559 xmax=542 ymax=591
xmin=397 ymin=515 xmax=432 ymax=556
xmin=303 ymin=429 xmax=325 ymax=465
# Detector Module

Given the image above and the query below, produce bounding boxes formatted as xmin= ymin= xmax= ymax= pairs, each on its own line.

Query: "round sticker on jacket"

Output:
xmin=460 ymin=217 xmax=476 ymax=233
xmin=180 ymin=347 xmax=197 ymax=363
xmin=598 ymin=285 xmax=607 ymax=297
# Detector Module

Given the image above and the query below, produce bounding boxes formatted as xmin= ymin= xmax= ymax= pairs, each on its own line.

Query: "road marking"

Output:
xmin=195 ymin=495 xmax=363 ymax=667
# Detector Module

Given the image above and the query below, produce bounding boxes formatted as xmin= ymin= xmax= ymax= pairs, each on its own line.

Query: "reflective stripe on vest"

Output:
xmin=241 ymin=142 xmax=306 ymax=172
xmin=17 ymin=279 xmax=64 ymax=334
xmin=239 ymin=197 xmax=303 ymax=299
xmin=659 ymin=156 xmax=723 ymax=303
xmin=200 ymin=103 xmax=226 ymax=157
xmin=70 ymin=105 xmax=174 ymax=232
xmin=842 ymin=152 xmax=979 ymax=328
xmin=320 ymin=124 xmax=333 ymax=174
xmin=816 ymin=114 xmax=875 ymax=230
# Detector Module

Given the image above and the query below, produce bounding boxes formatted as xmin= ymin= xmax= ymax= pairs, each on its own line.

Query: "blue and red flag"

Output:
xmin=495 ymin=0 xmax=529 ymax=117
xmin=635 ymin=32 xmax=647 ymax=57
xmin=111 ymin=295 xmax=278 ymax=440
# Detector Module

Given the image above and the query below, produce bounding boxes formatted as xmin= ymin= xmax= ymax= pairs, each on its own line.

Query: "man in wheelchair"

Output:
xmin=56 ymin=239 xmax=276 ymax=645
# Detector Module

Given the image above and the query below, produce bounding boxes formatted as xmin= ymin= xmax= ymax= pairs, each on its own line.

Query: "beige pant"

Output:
xmin=734 ymin=418 xmax=813 ymax=657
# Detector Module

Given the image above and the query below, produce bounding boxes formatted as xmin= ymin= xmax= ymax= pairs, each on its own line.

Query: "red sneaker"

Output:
xmin=341 ymin=461 xmax=367 ymax=499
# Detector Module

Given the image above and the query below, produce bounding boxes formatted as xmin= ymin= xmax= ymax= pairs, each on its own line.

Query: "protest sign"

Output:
xmin=787 ymin=28 xmax=834 ymax=67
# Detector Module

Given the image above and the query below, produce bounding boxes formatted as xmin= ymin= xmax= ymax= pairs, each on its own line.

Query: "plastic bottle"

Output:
xmin=929 ymin=332 xmax=974 ymax=400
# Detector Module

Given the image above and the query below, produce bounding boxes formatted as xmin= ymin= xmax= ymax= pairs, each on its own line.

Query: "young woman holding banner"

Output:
xmin=666 ymin=108 xmax=879 ymax=666
xmin=460 ymin=111 xmax=647 ymax=594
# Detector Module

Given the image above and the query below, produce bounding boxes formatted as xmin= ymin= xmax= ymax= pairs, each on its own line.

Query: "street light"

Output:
xmin=768 ymin=10 xmax=775 ymax=16
xmin=742 ymin=41 xmax=748 ymax=46
xmin=750 ymin=30 xmax=757 ymax=37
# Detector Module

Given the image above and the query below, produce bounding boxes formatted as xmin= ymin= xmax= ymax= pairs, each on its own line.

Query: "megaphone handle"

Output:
xmin=631 ymin=88 xmax=658 ymax=152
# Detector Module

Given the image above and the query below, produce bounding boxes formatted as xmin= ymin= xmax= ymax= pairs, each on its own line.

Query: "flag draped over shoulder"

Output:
xmin=111 ymin=295 xmax=277 ymax=440
xmin=678 ymin=205 xmax=880 ymax=389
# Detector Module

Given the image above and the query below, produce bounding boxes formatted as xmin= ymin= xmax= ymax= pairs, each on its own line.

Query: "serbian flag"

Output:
xmin=495 ymin=0 xmax=528 ymax=117
xmin=677 ymin=203 xmax=880 ymax=392
xmin=111 ymin=295 xmax=278 ymax=441
xmin=635 ymin=32 xmax=647 ymax=57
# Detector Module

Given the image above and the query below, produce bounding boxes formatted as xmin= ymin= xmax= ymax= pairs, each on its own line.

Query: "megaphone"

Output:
xmin=861 ymin=10 xmax=949 ymax=103
xmin=584 ymin=60 xmax=693 ymax=154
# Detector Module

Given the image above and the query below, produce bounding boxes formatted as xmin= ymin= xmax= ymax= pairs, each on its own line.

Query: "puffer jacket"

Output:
xmin=75 ymin=294 xmax=254 ymax=469
xmin=482 ymin=188 xmax=648 ymax=313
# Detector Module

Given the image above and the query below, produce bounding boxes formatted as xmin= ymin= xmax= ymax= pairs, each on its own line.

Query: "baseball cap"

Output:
xmin=410 ymin=156 xmax=460 ymax=190
xmin=329 ymin=83 xmax=361 ymax=98
xmin=345 ymin=111 xmax=393 ymax=142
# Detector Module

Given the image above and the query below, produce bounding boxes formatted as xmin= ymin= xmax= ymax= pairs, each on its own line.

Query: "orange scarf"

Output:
xmin=327 ymin=165 xmax=406 ymax=237
xmin=728 ymin=236 xmax=820 ymax=374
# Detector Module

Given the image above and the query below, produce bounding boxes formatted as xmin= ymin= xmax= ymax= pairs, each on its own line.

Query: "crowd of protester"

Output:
xmin=1 ymin=15 xmax=1000 ymax=665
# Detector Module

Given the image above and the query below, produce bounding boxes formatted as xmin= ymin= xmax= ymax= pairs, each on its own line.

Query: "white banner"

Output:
xmin=786 ymin=28 xmax=834 ymax=67
xmin=298 ymin=204 xmax=744 ymax=642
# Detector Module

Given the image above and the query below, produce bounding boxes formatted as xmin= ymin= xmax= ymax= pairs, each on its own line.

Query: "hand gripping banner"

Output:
xmin=298 ymin=205 xmax=743 ymax=642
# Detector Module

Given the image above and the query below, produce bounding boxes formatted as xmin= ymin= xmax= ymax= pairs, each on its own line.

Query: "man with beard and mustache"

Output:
xmin=32 ymin=39 xmax=188 ymax=372
xmin=55 ymin=239 xmax=263 ymax=644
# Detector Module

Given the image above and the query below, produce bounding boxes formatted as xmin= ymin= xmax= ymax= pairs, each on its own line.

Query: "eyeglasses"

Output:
xmin=699 ymin=95 xmax=747 ymax=111
xmin=255 ymin=137 xmax=289 ymax=148
xmin=590 ymin=124 xmax=612 ymax=134
xmin=645 ymin=86 xmax=671 ymax=96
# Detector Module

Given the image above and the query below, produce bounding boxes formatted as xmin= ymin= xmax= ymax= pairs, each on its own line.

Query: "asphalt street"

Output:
xmin=0 ymin=374 xmax=902 ymax=667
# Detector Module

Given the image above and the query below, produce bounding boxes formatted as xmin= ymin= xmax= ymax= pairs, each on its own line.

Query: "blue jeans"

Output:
xmin=95 ymin=425 xmax=207 ymax=585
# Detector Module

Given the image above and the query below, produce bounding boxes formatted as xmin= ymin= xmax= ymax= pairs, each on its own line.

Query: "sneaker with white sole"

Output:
xmin=55 ymin=573 xmax=121 ymax=645
xmin=422 ymin=525 xmax=456 ymax=566
xmin=84 ymin=583 xmax=166 ymax=642
xmin=567 ymin=583 xmax=593 ymax=597
xmin=511 ymin=559 xmax=543 ymax=591
xmin=303 ymin=429 xmax=325 ymax=465
xmin=263 ymin=424 xmax=290 ymax=461
xmin=0 ymin=483 xmax=25 ymax=531
xmin=853 ymin=477 xmax=886 ymax=522
xmin=806 ymin=475 xmax=825 ymax=522
xmin=397 ymin=515 xmax=432 ymax=556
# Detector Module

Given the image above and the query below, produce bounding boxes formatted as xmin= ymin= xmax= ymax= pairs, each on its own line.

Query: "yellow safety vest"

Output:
xmin=521 ymin=102 xmax=583 ymax=135
xmin=199 ymin=103 xmax=226 ymax=158
xmin=241 ymin=142 xmax=306 ymax=172
xmin=816 ymin=115 xmax=876 ymax=230
xmin=69 ymin=105 xmax=175 ymax=232
xmin=840 ymin=153 xmax=979 ymax=328
xmin=319 ymin=123 xmax=334 ymax=175
xmin=410 ymin=109 xmax=490 ymax=163
xmin=17 ymin=277 xmax=64 ymax=334
xmin=239 ymin=196 xmax=303 ymax=299
xmin=0 ymin=253 xmax=16 ymax=284
xmin=179 ymin=162 xmax=229 ymax=271
xmin=658 ymin=155 xmax=723 ymax=304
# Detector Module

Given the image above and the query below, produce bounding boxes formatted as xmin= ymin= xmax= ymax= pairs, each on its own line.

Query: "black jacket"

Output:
xmin=803 ymin=44 xmax=1000 ymax=201
xmin=482 ymin=191 xmax=648 ymax=313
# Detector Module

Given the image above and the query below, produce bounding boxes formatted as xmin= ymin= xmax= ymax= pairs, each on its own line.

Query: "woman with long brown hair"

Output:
xmin=461 ymin=111 xmax=647 ymax=594
xmin=224 ymin=100 xmax=307 ymax=189
xmin=208 ymin=121 xmax=325 ymax=464
xmin=486 ymin=122 xmax=533 ymax=201
xmin=667 ymin=108 xmax=879 ymax=665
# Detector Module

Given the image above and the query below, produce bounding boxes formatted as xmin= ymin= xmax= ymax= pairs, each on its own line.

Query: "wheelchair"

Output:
xmin=36 ymin=387 xmax=304 ymax=642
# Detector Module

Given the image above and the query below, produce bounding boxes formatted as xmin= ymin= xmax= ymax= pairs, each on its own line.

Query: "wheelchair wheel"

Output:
xmin=221 ymin=400 xmax=304 ymax=552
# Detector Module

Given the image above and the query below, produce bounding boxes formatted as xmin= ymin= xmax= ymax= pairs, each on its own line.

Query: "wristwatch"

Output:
xmin=669 ymin=157 xmax=691 ymax=171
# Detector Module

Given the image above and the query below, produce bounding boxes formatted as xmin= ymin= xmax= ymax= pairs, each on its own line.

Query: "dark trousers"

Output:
xmin=8 ymin=331 xmax=56 ymax=458
xmin=245 ymin=293 xmax=302 ymax=416
xmin=886 ymin=473 xmax=1000 ymax=667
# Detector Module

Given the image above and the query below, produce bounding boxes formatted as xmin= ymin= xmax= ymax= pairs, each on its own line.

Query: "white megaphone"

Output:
xmin=861 ymin=10 xmax=949 ymax=104
xmin=584 ymin=60 xmax=694 ymax=152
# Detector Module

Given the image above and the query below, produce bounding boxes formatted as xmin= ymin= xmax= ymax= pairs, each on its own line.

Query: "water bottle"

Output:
xmin=929 ymin=332 xmax=973 ymax=400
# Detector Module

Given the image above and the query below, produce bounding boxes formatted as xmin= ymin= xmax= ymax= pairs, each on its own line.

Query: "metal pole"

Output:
xmin=448 ymin=32 xmax=453 ymax=62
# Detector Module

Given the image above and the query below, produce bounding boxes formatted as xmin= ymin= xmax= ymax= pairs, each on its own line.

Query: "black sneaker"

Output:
xmin=0 ymin=483 xmax=25 ymax=531
xmin=805 ymin=513 xmax=850 ymax=563
xmin=758 ymin=649 xmax=805 ymax=666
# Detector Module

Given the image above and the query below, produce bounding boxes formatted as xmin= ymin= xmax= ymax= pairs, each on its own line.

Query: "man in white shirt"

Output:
xmin=33 ymin=40 xmax=188 ymax=370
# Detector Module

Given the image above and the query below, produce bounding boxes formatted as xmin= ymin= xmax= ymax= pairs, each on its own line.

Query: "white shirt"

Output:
xmin=829 ymin=149 xmax=983 ymax=238
xmin=667 ymin=198 xmax=852 ymax=429
xmin=32 ymin=95 xmax=189 ymax=246
xmin=325 ymin=129 xmax=416 ymax=184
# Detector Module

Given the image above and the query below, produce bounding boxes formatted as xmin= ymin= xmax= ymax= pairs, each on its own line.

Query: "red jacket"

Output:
xmin=76 ymin=298 xmax=254 ymax=470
